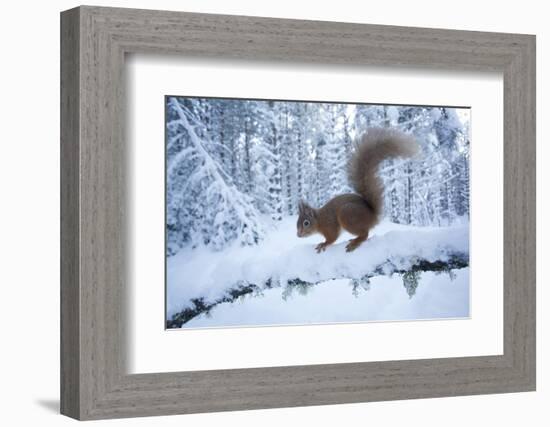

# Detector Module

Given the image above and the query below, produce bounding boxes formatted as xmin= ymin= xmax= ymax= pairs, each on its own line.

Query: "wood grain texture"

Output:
xmin=60 ymin=5 xmax=536 ymax=420
xmin=60 ymin=7 xmax=80 ymax=419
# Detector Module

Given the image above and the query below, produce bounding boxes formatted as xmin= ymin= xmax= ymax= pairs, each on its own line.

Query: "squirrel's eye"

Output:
xmin=303 ymin=220 xmax=310 ymax=227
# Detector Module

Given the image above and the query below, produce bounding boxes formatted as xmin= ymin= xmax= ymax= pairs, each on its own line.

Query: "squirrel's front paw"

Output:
xmin=315 ymin=243 xmax=328 ymax=253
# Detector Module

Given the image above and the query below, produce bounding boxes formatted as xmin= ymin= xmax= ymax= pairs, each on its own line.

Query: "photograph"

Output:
xmin=165 ymin=96 xmax=471 ymax=329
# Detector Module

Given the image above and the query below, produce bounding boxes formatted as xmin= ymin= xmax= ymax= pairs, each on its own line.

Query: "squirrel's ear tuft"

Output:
xmin=299 ymin=200 xmax=311 ymax=214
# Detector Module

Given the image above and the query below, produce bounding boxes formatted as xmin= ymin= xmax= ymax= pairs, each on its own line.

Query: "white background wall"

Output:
xmin=0 ymin=0 xmax=546 ymax=425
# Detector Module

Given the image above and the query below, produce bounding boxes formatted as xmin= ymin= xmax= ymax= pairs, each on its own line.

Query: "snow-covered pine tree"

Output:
xmin=324 ymin=104 xmax=349 ymax=197
xmin=249 ymin=102 xmax=277 ymax=215
xmin=313 ymin=131 xmax=327 ymax=206
xmin=280 ymin=102 xmax=295 ymax=215
xmin=262 ymin=101 xmax=284 ymax=221
xmin=433 ymin=107 xmax=468 ymax=224
xmin=166 ymin=97 xmax=265 ymax=253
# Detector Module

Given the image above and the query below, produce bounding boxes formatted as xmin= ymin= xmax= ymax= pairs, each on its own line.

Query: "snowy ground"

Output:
xmin=167 ymin=217 xmax=469 ymax=327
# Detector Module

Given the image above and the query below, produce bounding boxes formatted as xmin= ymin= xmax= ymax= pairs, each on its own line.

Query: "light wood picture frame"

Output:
xmin=60 ymin=5 xmax=536 ymax=420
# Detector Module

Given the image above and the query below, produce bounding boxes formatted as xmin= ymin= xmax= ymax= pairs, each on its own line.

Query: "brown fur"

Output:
xmin=297 ymin=128 xmax=418 ymax=252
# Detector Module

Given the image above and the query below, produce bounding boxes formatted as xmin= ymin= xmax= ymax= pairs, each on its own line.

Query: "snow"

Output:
xmin=166 ymin=218 xmax=469 ymax=322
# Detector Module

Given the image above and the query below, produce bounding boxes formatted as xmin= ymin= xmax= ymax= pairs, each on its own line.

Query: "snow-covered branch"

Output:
xmin=166 ymin=223 xmax=469 ymax=327
xmin=167 ymin=251 xmax=468 ymax=328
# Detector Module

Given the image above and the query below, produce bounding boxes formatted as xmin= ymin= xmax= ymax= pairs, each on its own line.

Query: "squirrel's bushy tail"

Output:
xmin=348 ymin=128 xmax=419 ymax=220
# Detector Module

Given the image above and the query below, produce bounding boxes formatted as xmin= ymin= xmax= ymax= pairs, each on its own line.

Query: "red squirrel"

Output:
xmin=297 ymin=128 xmax=419 ymax=253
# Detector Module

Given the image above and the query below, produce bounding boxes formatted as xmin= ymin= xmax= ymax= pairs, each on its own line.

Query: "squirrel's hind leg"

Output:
xmin=345 ymin=233 xmax=368 ymax=252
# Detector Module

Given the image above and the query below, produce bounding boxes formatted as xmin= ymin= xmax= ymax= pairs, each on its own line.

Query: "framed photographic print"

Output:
xmin=61 ymin=5 xmax=536 ymax=420
xmin=164 ymin=95 xmax=471 ymax=330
